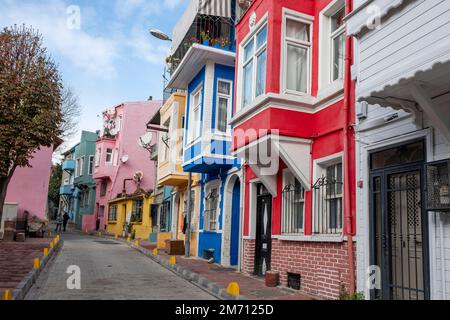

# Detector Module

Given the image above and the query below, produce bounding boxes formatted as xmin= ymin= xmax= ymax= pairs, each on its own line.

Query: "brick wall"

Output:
xmin=242 ymin=238 xmax=356 ymax=300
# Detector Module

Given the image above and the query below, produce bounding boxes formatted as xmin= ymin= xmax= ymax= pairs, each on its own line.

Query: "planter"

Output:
xmin=202 ymin=40 xmax=209 ymax=46
xmin=213 ymin=43 xmax=220 ymax=49
xmin=265 ymin=271 xmax=279 ymax=287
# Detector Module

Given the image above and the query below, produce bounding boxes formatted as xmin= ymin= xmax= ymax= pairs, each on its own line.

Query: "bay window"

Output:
xmin=105 ymin=148 xmax=113 ymax=165
xmin=283 ymin=12 xmax=312 ymax=94
xmin=241 ymin=23 xmax=267 ymax=109
xmin=331 ymin=7 xmax=345 ymax=81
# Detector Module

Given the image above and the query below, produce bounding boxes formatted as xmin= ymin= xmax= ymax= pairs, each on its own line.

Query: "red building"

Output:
xmin=231 ymin=0 xmax=356 ymax=299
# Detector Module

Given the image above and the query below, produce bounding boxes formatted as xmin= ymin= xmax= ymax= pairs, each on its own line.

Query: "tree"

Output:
xmin=47 ymin=163 xmax=62 ymax=209
xmin=60 ymin=86 xmax=81 ymax=140
xmin=0 ymin=25 xmax=63 ymax=223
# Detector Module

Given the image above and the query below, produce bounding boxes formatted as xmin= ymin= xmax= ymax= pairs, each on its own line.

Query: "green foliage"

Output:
xmin=0 ymin=25 xmax=63 ymax=178
xmin=48 ymin=163 xmax=62 ymax=206
xmin=339 ymin=284 xmax=365 ymax=300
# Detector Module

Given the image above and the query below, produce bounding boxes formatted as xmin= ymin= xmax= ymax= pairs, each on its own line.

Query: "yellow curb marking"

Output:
xmin=226 ymin=282 xmax=240 ymax=296
xmin=33 ymin=258 xmax=40 ymax=269
xmin=43 ymin=248 xmax=49 ymax=257
xmin=2 ymin=289 xmax=13 ymax=301
xmin=169 ymin=256 xmax=176 ymax=265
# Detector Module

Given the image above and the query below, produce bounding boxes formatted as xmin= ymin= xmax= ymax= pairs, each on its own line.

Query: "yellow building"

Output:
xmin=106 ymin=191 xmax=154 ymax=240
xmin=151 ymin=92 xmax=200 ymax=255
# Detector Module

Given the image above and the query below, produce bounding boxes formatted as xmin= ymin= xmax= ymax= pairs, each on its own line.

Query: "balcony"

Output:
xmin=60 ymin=184 xmax=74 ymax=195
xmin=168 ymin=0 xmax=235 ymax=75
xmin=62 ymin=160 xmax=76 ymax=172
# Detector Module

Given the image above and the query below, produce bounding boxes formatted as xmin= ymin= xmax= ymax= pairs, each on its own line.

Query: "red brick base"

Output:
xmin=242 ymin=239 xmax=356 ymax=300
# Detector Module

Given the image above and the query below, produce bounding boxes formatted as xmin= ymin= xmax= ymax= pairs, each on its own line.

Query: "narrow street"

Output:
xmin=25 ymin=230 xmax=215 ymax=300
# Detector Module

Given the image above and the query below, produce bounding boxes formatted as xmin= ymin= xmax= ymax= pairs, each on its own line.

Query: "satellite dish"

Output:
xmin=133 ymin=171 xmax=144 ymax=183
xmin=138 ymin=132 xmax=153 ymax=147
xmin=121 ymin=155 xmax=129 ymax=163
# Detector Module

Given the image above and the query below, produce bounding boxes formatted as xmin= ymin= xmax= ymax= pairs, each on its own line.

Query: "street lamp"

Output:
xmin=149 ymin=29 xmax=172 ymax=42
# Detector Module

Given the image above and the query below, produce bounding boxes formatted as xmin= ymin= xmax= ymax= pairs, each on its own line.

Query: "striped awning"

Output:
xmin=172 ymin=0 xmax=232 ymax=54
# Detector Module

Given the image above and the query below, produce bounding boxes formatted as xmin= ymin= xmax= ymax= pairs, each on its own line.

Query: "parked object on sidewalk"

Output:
xmin=165 ymin=240 xmax=185 ymax=255
xmin=0 ymin=203 xmax=18 ymax=239
xmin=27 ymin=215 xmax=48 ymax=238
xmin=15 ymin=233 xmax=26 ymax=242
xmin=265 ymin=271 xmax=280 ymax=288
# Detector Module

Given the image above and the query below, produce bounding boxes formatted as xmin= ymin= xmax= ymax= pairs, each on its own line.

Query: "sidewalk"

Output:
xmin=137 ymin=240 xmax=314 ymax=300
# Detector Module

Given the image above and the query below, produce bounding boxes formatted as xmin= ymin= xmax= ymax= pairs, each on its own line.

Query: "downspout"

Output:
xmin=439 ymin=212 xmax=447 ymax=299
xmin=344 ymin=0 xmax=356 ymax=295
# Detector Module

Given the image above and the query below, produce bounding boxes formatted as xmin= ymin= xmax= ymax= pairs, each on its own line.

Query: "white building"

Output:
xmin=346 ymin=0 xmax=450 ymax=299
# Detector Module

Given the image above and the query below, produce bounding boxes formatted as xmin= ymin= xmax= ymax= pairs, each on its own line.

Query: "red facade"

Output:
xmin=232 ymin=0 xmax=356 ymax=299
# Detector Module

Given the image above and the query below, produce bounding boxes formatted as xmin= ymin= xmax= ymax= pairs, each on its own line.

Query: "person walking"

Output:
xmin=63 ymin=212 xmax=70 ymax=232
xmin=55 ymin=214 xmax=63 ymax=233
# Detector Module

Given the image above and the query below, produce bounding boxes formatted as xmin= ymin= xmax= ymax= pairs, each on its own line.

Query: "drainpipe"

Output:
xmin=185 ymin=172 xmax=193 ymax=257
xmin=439 ymin=212 xmax=447 ymax=299
xmin=344 ymin=0 xmax=356 ymax=295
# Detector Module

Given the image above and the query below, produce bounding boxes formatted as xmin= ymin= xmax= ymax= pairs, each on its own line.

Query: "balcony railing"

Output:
xmin=62 ymin=160 xmax=76 ymax=172
xmin=313 ymin=177 xmax=343 ymax=235
xmin=168 ymin=14 xmax=234 ymax=74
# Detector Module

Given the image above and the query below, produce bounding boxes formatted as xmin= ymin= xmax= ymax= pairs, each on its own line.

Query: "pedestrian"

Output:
xmin=55 ymin=214 xmax=63 ymax=233
xmin=63 ymin=212 xmax=70 ymax=232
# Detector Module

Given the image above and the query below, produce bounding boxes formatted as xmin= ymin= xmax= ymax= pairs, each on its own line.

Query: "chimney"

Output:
xmin=148 ymin=96 xmax=153 ymax=101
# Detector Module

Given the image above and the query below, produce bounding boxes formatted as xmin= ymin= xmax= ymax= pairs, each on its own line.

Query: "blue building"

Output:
xmin=166 ymin=0 xmax=242 ymax=267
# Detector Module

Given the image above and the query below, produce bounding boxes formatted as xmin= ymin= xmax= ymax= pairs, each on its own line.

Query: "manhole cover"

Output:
xmin=94 ymin=240 xmax=121 ymax=245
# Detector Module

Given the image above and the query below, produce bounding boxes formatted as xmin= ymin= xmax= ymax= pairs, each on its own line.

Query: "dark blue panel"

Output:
xmin=230 ymin=179 xmax=241 ymax=266
xmin=198 ymin=231 xmax=222 ymax=263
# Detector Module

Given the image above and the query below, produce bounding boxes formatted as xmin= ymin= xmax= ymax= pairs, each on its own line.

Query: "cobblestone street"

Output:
xmin=25 ymin=230 xmax=215 ymax=300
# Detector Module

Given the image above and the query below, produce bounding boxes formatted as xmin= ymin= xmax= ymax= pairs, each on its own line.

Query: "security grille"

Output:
xmin=281 ymin=180 xmax=305 ymax=234
xmin=313 ymin=176 xmax=343 ymax=234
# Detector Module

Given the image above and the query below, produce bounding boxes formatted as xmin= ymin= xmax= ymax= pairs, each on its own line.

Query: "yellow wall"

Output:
xmin=106 ymin=195 xmax=154 ymax=240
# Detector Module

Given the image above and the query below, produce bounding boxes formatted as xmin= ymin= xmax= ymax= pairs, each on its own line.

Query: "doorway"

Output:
xmin=369 ymin=140 xmax=430 ymax=300
xmin=254 ymin=183 xmax=272 ymax=276
xmin=230 ymin=179 xmax=241 ymax=266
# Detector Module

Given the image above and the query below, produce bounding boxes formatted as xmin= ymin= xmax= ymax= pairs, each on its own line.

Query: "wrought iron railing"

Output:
xmin=282 ymin=184 xmax=305 ymax=234
xmin=313 ymin=177 xmax=343 ymax=234
xmin=169 ymin=14 xmax=234 ymax=74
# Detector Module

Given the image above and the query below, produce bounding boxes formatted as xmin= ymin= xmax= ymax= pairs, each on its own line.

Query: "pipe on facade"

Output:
xmin=344 ymin=0 xmax=356 ymax=295
xmin=440 ymin=212 xmax=447 ymax=299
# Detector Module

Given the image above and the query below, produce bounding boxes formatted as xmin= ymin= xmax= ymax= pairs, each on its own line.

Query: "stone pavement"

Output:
xmin=137 ymin=240 xmax=314 ymax=300
xmin=0 ymin=236 xmax=54 ymax=295
xmin=26 ymin=230 xmax=215 ymax=300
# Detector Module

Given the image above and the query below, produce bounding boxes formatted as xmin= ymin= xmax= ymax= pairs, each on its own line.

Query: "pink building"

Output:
xmin=86 ymin=101 xmax=161 ymax=231
xmin=5 ymin=146 xmax=54 ymax=220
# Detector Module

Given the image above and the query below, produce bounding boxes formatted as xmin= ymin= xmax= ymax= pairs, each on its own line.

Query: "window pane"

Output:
xmin=332 ymin=32 xmax=345 ymax=81
xmin=331 ymin=8 xmax=345 ymax=32
xmin=256 ymin=25 xmax=267 ymax=49
xmin=217 ymin=97 xmax=228 ymax=132
xmin=218 ymin=81 xmax=231 ymax=95
xmin=256 ymin=50 xmax=266 ymax=97
xmin=244 ymin=41 xmax=254 ymax=62
xmin=243 ymin=61 xmax=253 ymax=107
xmin=286 ymin=44 xmax=308 ymax=92
xmin=286 ymin=19 xmax=310 ymax=42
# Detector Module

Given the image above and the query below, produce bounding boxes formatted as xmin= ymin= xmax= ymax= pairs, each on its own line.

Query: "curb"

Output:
xmin=101 ymin=235 xmax=246 ymax=300
xmin=11 ymin=239 xmax=64 ymax=300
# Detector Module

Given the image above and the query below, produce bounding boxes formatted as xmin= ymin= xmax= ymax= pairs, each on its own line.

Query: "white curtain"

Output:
xmin=286 ymin=19 xmax=309 ymax=93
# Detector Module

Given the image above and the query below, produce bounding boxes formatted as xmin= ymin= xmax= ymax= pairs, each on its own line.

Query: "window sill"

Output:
xmin=273 ymin=234 xmax=344 ymax=242
xmin=316 ymin=79 xmax=344 ymax=104
xmin=108 ymin=221 xmax=117 ymax=225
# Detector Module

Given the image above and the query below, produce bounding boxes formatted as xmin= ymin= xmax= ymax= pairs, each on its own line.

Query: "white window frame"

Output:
xmin=95 ymin=147 xmax=101 ymax=167
xmin=79 ymin=156 xmax=85 ymax=177
xmin=88 ymin=155 xmax=94 ymax=175
xmin=188 ymin=85 xmax=203 ymax=144
xmin=162 ymin=118 xmax=171 ymax=162
xmin=203 ymin=180 xmax=221 ymax=232
xmin=318 ymin=0 xmax=346 ymax=91
xmin=238 ymin=17 xmax=268 ymax=111
xmin=105 ymin=148 xmax=113 ymax=165
xmin=75 ymin=158 xmax=81 ymax=178
xmin=312 ymin=153 xmax=344 ymax=235
xmin=215 ymin=78 xmax=233 ymax=135
xmin=281 ymin=9 xmax=314 ymax=96
xmin=281 ymin=169 xmax=306 ymax=235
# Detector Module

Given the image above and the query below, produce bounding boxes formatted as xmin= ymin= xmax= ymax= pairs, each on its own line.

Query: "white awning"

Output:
xmin=172 ymin=0 xmax=232 ymax=55
xmin=234 ymin=135 xmax=312 ymax=197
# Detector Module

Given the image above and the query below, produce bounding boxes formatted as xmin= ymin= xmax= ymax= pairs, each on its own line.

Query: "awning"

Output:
xmin=234 ymin=135 xmax=312 ymax=197
xmin=172 ymin=0 xmax=232 ymax=55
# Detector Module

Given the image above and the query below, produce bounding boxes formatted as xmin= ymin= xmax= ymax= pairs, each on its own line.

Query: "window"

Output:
xmin=95 ymin=147 xmax=101 ymax=166
xmin=282 ymin=171 xmax=305 ymax=234
xmin=79 ymin=156 xmax=85 ymax=176
xmin=75 ymin=158 xmax=81 ymax=177
xmin=216 ymin=79 xmax=232 ymax=133
xmin=159 ymin=201 xmax=171 ymax=232
xmin=109 ymin=204 xmax=118 ymax=222
xmin=204 ymin=187 xmax=219 ymax=231
xmin=132 ymin=199 xmax=143 ymax=223
xmin=331 ymin=7 xmax=345 ymax=81
xmin=188 ymin=87 xmax=202 ymax=142
xmin=313 ymin=160 xmax=343 ymax=234
xmin=241 ymin=23 xmax=267 ymax=108
xmin=283 ymin=13 xmax=312 ymax=94
xmin=162 ymin=118 xmax=170 ymax=161
xmin=113 ymin=148 xmax=119 ymax=166
xmin=117 ymin=114 xmax=123 ymax=132
xmin=105 ymin=148 xmax=113 ymax=164
xmin=84 ymin=190 xmax=90 ymax=207
xmin=100 ymin=180 xmax=107 ymax=197
xmin=88 ymin=155 xmax=94 ymax=175
xmin=98 ymin=205 xmax=105 ymax=217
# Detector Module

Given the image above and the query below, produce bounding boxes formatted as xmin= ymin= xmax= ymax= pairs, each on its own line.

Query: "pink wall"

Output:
xmin=5 ymin=147 xmax=53 ymax=220
xmin=89 ymin=101 xmax=161 ymax=231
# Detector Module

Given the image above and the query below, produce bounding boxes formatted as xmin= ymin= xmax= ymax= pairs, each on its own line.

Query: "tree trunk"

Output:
xmin=0 ymin=167 xmax=16 ymax=225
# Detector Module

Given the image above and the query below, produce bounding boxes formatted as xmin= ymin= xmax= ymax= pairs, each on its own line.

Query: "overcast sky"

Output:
xmin=0 ymin=0 xmax=189 ymax=157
